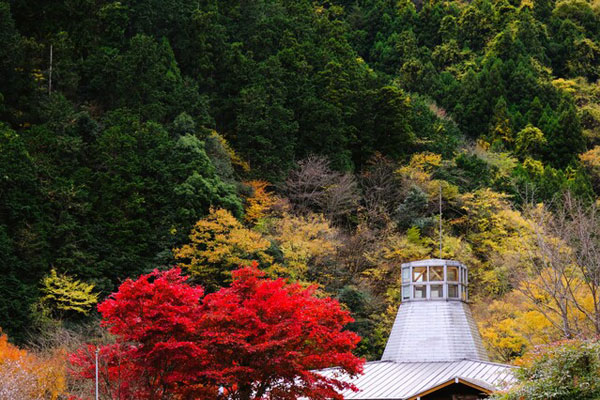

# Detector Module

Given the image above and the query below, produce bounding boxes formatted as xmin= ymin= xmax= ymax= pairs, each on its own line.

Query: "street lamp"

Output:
xmin=95 ymin=347 xmax=99 ymax=400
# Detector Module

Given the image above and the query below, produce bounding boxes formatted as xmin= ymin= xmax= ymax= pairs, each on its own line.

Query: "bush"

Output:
xmin=493 ymin=340 xmax=600 ymax=400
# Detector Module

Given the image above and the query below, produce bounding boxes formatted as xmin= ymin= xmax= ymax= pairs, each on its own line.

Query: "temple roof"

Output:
xmin=317 ymin=360 xmax=514 ymax=400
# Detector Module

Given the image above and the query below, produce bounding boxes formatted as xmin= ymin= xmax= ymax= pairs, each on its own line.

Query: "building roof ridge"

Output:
xmin=368 ymin=358 xmax=513 ymax=367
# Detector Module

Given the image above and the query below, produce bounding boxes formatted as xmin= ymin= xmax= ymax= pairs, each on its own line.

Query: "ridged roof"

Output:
xmin=381 ymin=301 xmax=489 ymax=362
xmin=317 ymin=360 xmax=514 ymax=399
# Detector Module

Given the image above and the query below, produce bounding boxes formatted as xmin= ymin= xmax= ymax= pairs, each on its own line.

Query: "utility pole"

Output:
xmin=95 ymin=347 xmax=99 ymax=400
xmin=439 ymin=182 xmax=442 ymax=259
xmin=48 ymin=44 xmax=53 ymax=96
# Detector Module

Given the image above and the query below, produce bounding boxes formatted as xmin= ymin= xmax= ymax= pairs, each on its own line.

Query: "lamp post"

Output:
xmin=95 ymin=347 xmax=99 ymax=400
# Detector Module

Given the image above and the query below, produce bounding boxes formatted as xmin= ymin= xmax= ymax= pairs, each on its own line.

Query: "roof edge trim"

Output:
xmin=406 ymin=376 xmax=494 ymax=400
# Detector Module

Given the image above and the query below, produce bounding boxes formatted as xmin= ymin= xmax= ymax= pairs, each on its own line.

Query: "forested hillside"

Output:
xmin=2 ymin=0 xmax=600 ymax=368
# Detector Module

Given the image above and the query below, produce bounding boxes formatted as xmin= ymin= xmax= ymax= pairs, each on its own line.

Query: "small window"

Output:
xmin=430 ymin=266 xmax=444 ymax=281
xmin=447 ymin=266 xmax=459 ymax=282
xmin=414 ymin=285 xmax=427 ymax=299
xmin=402 ymin=267 xmax=410 ymax=283
xmin=402 ymin=285 xmax=411 ymax=300
xmin=430 ymin=284 xmax=443 ymax=298
xmin=448 ymin=284 xmax=459 ymax=298
xmin=413 ymin=267 xmax=427 ymax=282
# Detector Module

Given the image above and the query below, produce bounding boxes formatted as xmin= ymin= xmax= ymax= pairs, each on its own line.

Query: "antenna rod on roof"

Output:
xmin=439 ymin=182 xmax=442 ymax=259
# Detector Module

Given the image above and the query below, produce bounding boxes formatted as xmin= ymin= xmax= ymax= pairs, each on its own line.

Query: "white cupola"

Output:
xmin=381 ymin=259 xmax=489 ymax=363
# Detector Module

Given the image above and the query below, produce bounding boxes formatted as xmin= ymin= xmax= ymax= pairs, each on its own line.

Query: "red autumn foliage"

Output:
xmin=69 ymin=263 xmax=363 ymax=399
xmin=201 ymin=264 xmax=363 ymax=399
xmin=69 ymin=268 xmax=213 ymax=399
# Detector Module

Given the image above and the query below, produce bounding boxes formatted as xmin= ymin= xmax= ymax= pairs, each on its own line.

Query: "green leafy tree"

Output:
xmin=493 ymin=340 xmax=600 ymax=400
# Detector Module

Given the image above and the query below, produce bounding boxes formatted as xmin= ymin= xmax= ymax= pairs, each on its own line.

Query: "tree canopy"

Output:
xmin=69 ymin=264 xmax=363 ymax=400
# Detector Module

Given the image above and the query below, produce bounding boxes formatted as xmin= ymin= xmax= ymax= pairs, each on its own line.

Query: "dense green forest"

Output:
xmin=2 ymin=0 xmax=600 ymax=366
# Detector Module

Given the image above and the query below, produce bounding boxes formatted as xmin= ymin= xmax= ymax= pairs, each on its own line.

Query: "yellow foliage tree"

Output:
xmin=397 ymin=152 xmax=442 ymax=181
xmin=270 ymin=212 xmax=339 ymax=282
xmin=244 ymin=180 xmax=278 ymax=225
xmin=481 ymin=316 xmax=528 ymax=362
xmin=363 ymin=226 xmax=432 ymax=300
xmin=454 ymin=188 xmax=532 ymax=297
xmin=476 ymin=292 xmax=556 ymax=362
xmin=208 ymin=130 xmax=250 ymax=172
xmin=0 ymin=332 xmax=66 ymax=399
xmin=40 ymin=269 xmax=98 ymax=319
xmin=475 ymin=282 xmax=593 ymax=363
xmin=396 ymin=152 xmax=460 ymax=204
xmin=501 ymin=201 xmax=600 ymax=339
xmin=477 ymin=198 xmax=600 ymax=357
xmin=173 ymin=208 xmax=273 ymax=288
xmin=515 ymin=125 xmax=547 ymax=156
xmin=580 ymin=146 xmax=600 ymax=190
xmin=517 ymin=265 xmax=591 ymax=339
xmin=457 ymin=189 xmax=530 ymax=253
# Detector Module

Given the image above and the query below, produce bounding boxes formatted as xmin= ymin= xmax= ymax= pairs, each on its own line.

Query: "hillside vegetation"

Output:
xmin=2 ymin=0 xmax=600 ymax=367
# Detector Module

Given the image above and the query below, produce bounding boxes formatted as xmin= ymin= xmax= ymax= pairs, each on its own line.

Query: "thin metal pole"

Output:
xmin=95 ymin=347 xmax=99 ymax=400
xmin=439 ymin=183 xmax=442 ymax=259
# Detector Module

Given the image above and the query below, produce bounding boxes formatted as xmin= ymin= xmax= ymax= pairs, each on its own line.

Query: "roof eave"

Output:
xmin=405 ymin=376 xmax=496 ymax=400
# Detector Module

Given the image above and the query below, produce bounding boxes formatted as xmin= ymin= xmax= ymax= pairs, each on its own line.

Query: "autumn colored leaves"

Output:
xmin=0 ymin=334 xmax=65 ymax=400
xmin=69 ymin=264 xmax=363 ymax=400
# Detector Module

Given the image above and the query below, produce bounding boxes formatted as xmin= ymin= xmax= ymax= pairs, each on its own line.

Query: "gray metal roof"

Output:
xmin=318 ymin=360 xmax=514 ymax=399
xmin=381 ymin=300 xmax=489 ymax=362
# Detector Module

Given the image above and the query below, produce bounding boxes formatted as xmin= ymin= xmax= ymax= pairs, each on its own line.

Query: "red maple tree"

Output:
xmin=69 ymin=263 xmax=363 ymax=399
xmin=69 ymin=268 xmax=213 ymax=399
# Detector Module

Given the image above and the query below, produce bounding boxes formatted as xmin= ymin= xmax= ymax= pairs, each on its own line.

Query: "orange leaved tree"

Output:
xmin=0 ymin=332 xmax=66 ymax=399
